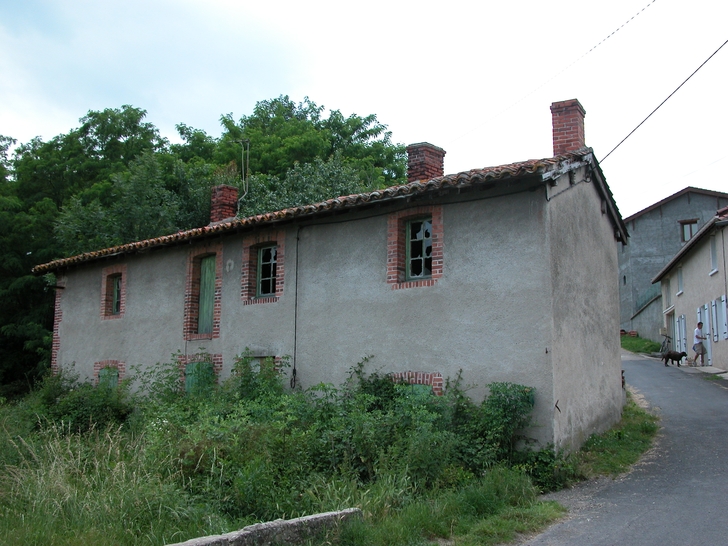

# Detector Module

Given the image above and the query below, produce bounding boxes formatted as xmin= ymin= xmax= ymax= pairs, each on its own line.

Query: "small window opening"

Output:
xmin=98 ymin=367 xmax=119 ymax=389
xmin=110 ymin=274 xmax=122 ymax=315
xmin=407 ymin=218 xmax=432 ymax=279
xmin=197 ymin=255 xmax=216 ymax=334
xmin=679 ymin=220 xmax=698 ymax=242
xmin=185 ymin=361 xmax=214 ymax=395
xmin=257 ymin=246 xmax=277 ymax=296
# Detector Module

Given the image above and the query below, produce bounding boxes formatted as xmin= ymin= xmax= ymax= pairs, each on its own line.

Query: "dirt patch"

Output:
xmin=627 ymin=384 xmax=649 ymax=409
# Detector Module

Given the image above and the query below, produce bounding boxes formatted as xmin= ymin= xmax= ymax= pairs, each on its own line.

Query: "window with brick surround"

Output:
xmin=178 ymin=353 xmax=223 ymax=393
xmin=390 ymin=371 xmax=444 ymax=396
xmin=407 ymin=218 xmax=433 ymax=279
xmin=93 ymin=359 xmax=125 ymax=387
xmin=184 ymin=244 xmax=222 ymax=340
xmin=101 ymin=265 xmax=126 ymax=319
xmin=257 ymin=246 xmax=278 ymax=297
xmin=241 ymin=231 xmax=285 ymax=304
xmin=387 ymin=206 xmax=443 ymax=289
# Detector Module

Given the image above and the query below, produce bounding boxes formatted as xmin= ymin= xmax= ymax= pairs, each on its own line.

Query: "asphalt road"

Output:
xmin=518 ymin=351 xmax=728 ymax=546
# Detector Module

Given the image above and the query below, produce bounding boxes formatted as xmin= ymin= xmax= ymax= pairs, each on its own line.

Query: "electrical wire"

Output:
xmin=600 ymin=38 xmax=728 ymax=162
xmin=448 ymin=0 xmax=659 ymax=145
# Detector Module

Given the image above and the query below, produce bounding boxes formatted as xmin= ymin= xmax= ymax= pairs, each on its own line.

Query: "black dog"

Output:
xmin=663 ymin=351 xmax=687 ymax=367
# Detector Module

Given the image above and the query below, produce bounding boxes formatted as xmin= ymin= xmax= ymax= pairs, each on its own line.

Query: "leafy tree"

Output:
xmin=218 ymin=95 xmax=406 ymax=187
xmin=0 ymin=195 xmax=57 ymax=396
xmin=55 ymin=154 xmax=221 ymax=256
xmin=0 ymin=98 xmax=406 ymax=396
xmin=239 ymin=151 xmax=374 ymax=217
xmin=0 ymin=135 xmax=15 ymax=184
xmin=12 ymin=105 xmax=167 ymax=210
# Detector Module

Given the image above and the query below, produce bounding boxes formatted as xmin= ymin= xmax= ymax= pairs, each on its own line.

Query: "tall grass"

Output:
xmin=0 ymin=423 xmax=229 ymax=545
xmin=0 ymin=353 xmax=659 ymax=545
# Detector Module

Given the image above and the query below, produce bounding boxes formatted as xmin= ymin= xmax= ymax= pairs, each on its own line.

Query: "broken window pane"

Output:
xmin=407 ymin=217 xmax=433 ymax=279
xmin=258 ymin=245 xmax=277 ymax=296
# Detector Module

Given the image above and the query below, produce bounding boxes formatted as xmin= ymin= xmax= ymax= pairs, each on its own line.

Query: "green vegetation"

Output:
xmin=568 ymin=395 xmax=659 ymax=478
xmin=620 ymin=334 xmax=661 ymax=354
xmin=0 ymin=96 xmax=406 ymax=398
xmin=0 ymin=355 xmax=659 ymax=546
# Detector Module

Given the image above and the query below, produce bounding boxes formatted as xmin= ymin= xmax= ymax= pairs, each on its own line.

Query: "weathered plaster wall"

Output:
xmin=547 ymin=169 xmax=623 ymax=451
xmin=55 ymin=189 xmax=557 ymax=445
xmin=54 ymin=174 xmax=621 ymax=449
xmin=56 ymin=236 xmax=299 ymax=386
xmin=293 ymin=191 xmax=555 ymax=444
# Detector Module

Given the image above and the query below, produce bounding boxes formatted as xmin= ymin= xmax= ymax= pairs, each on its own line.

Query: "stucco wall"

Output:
xmin=659 ymin=226 xmax=728 ymax=370
xmin=292 ymin=191 xmax=556 ymax=444
xmin=55 ymin=236 xmax=300 ymax=387
xmin=619 ymin=192 xmax=728 ymax=341
xmin=54 ymin=174 xmax=622 ymax=449
xmin=54 ymin=189 xmax=557 ymax=444
xmin=547 ymin=169 xmax=623 ymax=451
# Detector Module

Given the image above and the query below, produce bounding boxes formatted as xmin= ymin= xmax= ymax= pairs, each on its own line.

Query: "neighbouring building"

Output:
xmin=33 ymin=99 xmax=628 ymax=451
xmin=652 ymin=207 xmax=728 ymax=369
xmin=619 ymin=188 xmax=728 ymax=342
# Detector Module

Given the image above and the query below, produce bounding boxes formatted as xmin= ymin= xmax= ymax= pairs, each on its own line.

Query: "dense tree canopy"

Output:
xmin=0 ymin=97 xmax=406 ymax=396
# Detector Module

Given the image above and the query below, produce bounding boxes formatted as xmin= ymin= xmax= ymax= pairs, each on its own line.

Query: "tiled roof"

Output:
xmin=32 ymin=149 xmax=605 ymax=275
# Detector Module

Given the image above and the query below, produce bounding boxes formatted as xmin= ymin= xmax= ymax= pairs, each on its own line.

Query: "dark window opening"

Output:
xmin=258 ymin=246 xmax=277 ymax=297
xmin=679 ymin=220 xmax=698 ymax=242
xmin=407 ymin=218 xmax=432 ymax=279
xmin=109 ymin=274 xmax=122 ymax=315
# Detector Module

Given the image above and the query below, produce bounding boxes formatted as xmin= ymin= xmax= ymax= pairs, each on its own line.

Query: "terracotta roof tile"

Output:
xmin=32 ymin=150 xmax=592 ymax=274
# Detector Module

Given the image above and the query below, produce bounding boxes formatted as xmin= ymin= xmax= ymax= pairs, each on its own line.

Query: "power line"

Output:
xmin=448 ymin=0 xmax=659 ymax=146
xmin=601 ymin=38 xmax=728 ymax=162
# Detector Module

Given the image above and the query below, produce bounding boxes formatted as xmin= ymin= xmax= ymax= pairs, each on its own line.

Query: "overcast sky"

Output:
xmin=1 ymin=0 xmax=726 ymax=218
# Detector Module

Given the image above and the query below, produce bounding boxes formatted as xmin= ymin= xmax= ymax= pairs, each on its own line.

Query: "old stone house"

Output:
xmin=34 ymin=99 xmax=627 ymax=451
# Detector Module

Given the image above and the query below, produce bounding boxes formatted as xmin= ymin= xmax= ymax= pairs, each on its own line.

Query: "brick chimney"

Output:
xmin=406 ymin=143 xmax=446 ymax=183
xmin=210 ymin=185 xmax=238 ymax=223
xmin=550 ymin=99 xmax=586 ymax=156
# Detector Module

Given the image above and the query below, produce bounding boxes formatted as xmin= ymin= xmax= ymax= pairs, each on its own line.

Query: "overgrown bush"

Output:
xmin=0 ymin=353 xmax=542 ymax=540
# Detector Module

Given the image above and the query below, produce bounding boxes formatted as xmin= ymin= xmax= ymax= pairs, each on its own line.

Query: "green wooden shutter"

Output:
xmin=185 ymin=361 xmax=214 ymax=394
xmin=98 ymin=367 xmax=119 ymax=389
xmin=112 ymin=275 xmax=122 ymax=315
xmin=198 ymin=256 xmax=215 ymax=334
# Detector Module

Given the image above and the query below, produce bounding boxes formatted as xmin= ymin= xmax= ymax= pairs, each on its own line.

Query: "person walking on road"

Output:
xmin=693 ymin=322 xmax=707 ymax=366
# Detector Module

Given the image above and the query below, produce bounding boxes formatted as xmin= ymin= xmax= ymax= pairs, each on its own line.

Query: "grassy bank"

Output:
xmin=621 ymin=334 xmax=661 ymax=354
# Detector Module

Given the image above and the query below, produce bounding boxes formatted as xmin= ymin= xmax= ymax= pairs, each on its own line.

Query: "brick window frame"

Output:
xmin=177 ymin=353 xmax=224 ymax=388
xmin=387 ymin=205 xmax=443 ymax=289
xmin=93 ymin=359 xmax=126 ymax=386
xmin=50 ymin=277 xmax=66 ymax=376
xmin=241 ymin=230 xmax=286 ymax=304
xmin=101 ymin=264 xmax=127 ymax=319
xmin=390 ymin=370 xmax=444 ymax=396
xmin=184 ymin=243 xmax=223 ymax=340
